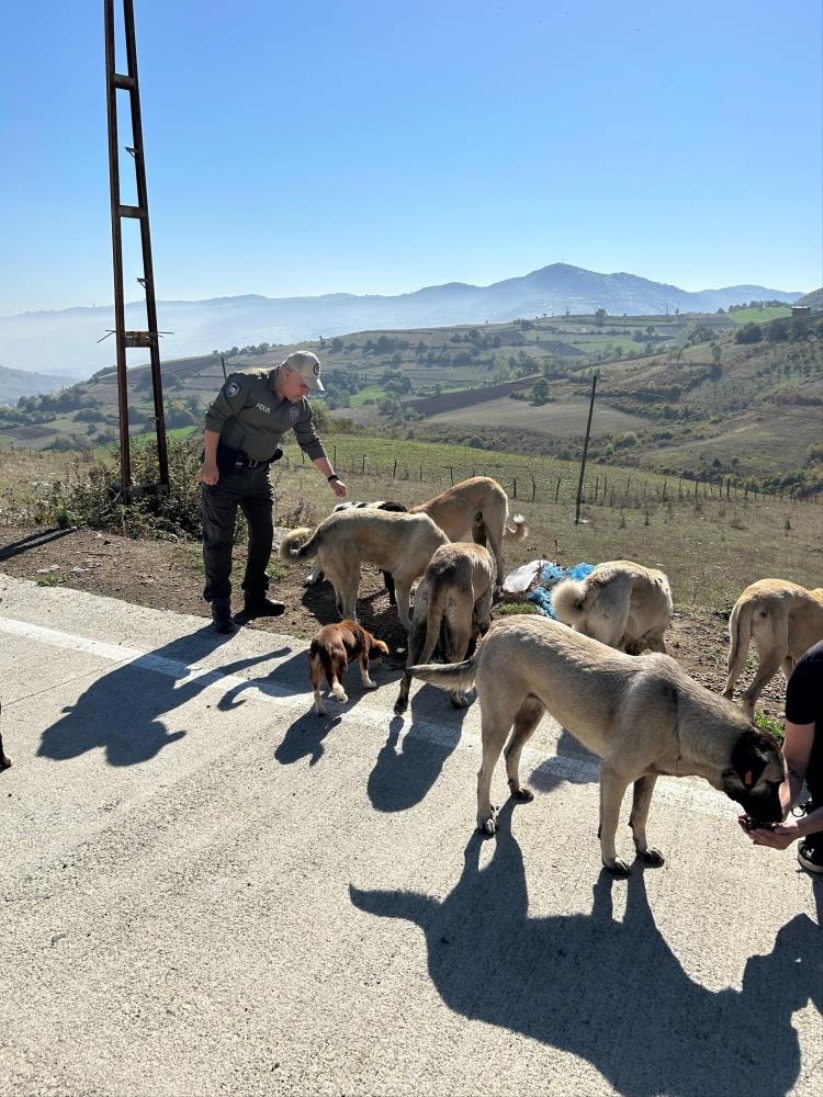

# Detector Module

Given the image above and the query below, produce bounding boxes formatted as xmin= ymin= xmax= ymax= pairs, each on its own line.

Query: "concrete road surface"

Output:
xmin=1 ymin=574 xmax=820 ymax=1097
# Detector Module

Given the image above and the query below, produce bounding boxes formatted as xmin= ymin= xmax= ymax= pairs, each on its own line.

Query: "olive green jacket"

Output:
xmin=204 ymin=368 xmax=327 ymax=463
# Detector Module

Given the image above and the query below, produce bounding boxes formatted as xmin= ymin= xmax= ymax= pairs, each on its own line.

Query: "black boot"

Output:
xmin=212 ymin=598 xmax=236 ymax=634
xmin=243 ymin=592 xmax=285 ymax=617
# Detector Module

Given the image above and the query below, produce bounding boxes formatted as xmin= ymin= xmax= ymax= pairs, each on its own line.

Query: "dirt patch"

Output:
xmin=0 ymin=523 xmax=786 ymax=722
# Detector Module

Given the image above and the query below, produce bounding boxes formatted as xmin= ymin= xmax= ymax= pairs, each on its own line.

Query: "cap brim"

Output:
xmin=309 ymin=376 xmax=325 ymax=392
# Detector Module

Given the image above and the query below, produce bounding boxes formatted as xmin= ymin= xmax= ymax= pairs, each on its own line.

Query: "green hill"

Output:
xmin=0 ymin=309 xmax=820 ymax=496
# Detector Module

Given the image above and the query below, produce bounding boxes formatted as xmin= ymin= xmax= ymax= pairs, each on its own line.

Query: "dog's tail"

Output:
xmin=550 ymin=577 xmax=588 ymax=625
xmin=407 ymin=648 xmax=480 ymax=693
xmin=279 ymin=526 xmax=320 ymax=562
xmin=723 ymin=597 xmax=756 ymax=692
xmin=504 ymin=514 xmax=529 ymax=542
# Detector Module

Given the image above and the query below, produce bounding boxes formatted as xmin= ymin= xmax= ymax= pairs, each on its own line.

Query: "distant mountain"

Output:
xmin=0 ymin=264 xmax=803 ymax=380
xmin=0 ymin=362 xmax=81 ymax=408
xmin=794 ymin=287 xmax=823 ymax=310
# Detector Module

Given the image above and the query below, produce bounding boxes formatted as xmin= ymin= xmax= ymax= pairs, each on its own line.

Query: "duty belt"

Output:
xmin=235 ymin=455 xmax=269 ymax=469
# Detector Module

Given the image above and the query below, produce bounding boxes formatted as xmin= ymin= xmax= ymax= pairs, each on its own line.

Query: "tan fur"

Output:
xmin=407 ymin=616 xmax=785 ymax=875
xmin=308 ymin=619 xmax=390 ymax=716
xmin=409 ymin=476 xmax=528 ymax=588
xmin=279 ymin=509 xmax=449 ymax=630
xmin=723 ymin=579 xmax=823 ymax=717
xmin=394 ymin=543 xmax=496 ymax=714
xmin=552 ymin=559 xmax=673 ymax=654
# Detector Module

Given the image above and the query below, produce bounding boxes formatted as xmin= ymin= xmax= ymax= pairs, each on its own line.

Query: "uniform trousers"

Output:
xmin=201 ymin=464 xmax=274 ymax=603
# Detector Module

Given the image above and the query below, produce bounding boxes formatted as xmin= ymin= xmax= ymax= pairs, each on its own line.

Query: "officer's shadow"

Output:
xmin=351 ymin=803 xmax=821 ymax=1097
xmin=38 ymin=624 xmax=287 ymax=767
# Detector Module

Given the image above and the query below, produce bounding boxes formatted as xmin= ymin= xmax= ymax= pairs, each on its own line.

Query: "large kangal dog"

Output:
xmin=407 ymin=616 xmax=785 ymax=875
xmin=409 ymin=476 xmax=528 ymax=589
xmin=279 ymin=509 xmax=448 ymax=630
xmin=723 ymin=579 xmax=823 ymax=717
xmin=394 ymin=543 xmax=495 ymax=715
xmin=303 ymin=500 xmax=408 ymax=604
xmin=551 ymin=559 xmax=673 ymax=654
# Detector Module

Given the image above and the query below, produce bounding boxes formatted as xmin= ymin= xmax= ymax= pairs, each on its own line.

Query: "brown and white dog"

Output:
xmin=409 ymin=476 xmax=528 ymax=590
xmin=303 ymin=500 xmax=408 ymax=605
xmin=308 ymin=619 xmax=390 ymax=716
xmin=723 ymin=579 xmax=823 ymax=717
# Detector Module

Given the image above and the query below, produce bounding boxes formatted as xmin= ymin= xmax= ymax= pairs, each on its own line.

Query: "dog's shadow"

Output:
xmin=273 ymin=646 xmax=404 ymax=768
xmin=527 ymin=727 xmax=600 ymax=793
xmin=367 ymin=684 xmax=471 ymax=812
xmin=351 ymin=803 xmax=821 ymax=1097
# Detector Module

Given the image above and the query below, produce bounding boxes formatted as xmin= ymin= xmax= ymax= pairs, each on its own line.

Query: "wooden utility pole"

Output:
xmin=104 ymin=0 xmax=169 ymax=501
xmin=574 ymin=370 xmax=598 ymax=525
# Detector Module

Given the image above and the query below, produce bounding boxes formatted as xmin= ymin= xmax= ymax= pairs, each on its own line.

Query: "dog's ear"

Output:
xmin=728 ymin=729 xmax=772 ymax=789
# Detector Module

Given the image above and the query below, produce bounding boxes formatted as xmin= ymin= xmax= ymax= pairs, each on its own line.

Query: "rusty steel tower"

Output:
xmin=104 ymin=0 xmax=169 ymax=500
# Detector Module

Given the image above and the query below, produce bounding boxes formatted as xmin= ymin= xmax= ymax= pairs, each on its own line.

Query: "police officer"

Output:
xmin=200 ymin=350 xmax=347 ymax=633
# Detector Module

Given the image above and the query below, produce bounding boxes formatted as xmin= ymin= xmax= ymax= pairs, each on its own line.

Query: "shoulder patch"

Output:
xmin=225 ymin=381 xmax=240 ymax=399
xmin=288 ymin=404 xmax=300 ymax=423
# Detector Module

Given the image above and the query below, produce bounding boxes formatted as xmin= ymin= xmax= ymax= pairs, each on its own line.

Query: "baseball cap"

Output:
xmin=281 ymin=350 xmax=325 ymax=392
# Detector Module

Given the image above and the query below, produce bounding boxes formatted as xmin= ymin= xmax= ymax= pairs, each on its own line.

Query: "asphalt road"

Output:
xmin=1 ymin=574 xmax=821 ymax=1097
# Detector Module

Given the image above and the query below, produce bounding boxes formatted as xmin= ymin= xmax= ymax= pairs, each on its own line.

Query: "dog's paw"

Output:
xmin=508 ymin=782 xmax=534 ymax=803
xmin=604 ymin=858 xmax=632 ymax=878
xmin=332 ymin=689 xmax=348 ymax=704
xmin=362 ymin=678 xmax=378 ymax=690
xmin=449 ymin=690 xmax=470 ymax=709
xmin=479 ymin=809 xmax=498 ymax=836
xmin=636 ymin=847 xmax=665 ymax=867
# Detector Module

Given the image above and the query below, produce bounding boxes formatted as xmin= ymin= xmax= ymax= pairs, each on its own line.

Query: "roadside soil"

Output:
xmin=0 ymin=523 xmax=785 ymax=722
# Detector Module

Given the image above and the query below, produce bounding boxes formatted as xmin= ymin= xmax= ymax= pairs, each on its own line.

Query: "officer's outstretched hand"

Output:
xmin=201 ymin=461 xmax=220 ymax=486
xmin=330 ymin=478 xmax=347 ymax=499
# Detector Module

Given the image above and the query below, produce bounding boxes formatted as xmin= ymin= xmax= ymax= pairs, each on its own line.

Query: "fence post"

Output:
xmin=555 ymin=477 xmax=562 ymax=503
xmin=361 ymin=454 xmax=366 ymax=474
xmin=393 ymin=458 xmax=397 ymax=479
xmin=513 ymin=478 xmax=517 ymax=499
xmin=532 ymin=477 xmax=536 ymax=502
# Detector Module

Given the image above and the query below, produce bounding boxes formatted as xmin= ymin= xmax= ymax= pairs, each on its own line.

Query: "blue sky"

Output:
xmin=1 ymin=0 xmax=820 ymax=317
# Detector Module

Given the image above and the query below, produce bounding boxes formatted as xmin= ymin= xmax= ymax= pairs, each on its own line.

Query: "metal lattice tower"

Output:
xmin=104 ymin=0 xmax=169 ymax=500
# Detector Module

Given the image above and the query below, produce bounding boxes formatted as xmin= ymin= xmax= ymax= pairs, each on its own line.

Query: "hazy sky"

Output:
xmin=1 ymin=0 xmax=820 ymax=317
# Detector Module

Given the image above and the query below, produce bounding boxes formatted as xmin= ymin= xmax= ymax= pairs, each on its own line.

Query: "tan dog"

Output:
xmin=409 ymin=476 xmax=528 ymax=588
xmin=551 ymin=560 xmax=673 ymax=654
xmin=394 ymin=543 xmax=495 ymax=715
xmin=279 ymin=509 xmax=449 ymax=630
xmin=723 ymin=579 xmax=823 ymax=717
xmin=308 ymin=619 xmax=390 ymax=716
xmin=407 ymin=616 xmax=785 ymax=875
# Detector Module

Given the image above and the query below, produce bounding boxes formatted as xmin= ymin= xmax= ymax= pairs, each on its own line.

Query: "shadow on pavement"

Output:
xmin=38 ymin=623 xmax=285 ymax=766
xmin=351 ymin=802 xmax=821 ymax=1097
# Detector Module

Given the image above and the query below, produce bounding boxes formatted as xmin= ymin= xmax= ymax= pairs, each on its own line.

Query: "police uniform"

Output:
xmin=201 ymin=367 xmax=327 ymax=605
